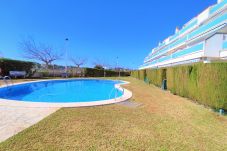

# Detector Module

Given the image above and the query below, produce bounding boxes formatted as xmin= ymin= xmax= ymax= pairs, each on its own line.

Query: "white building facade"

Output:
xmin=140 ymin=0 xmax=227 ymax=69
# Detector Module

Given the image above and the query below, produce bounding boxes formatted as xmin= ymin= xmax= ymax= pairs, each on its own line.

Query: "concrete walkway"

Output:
xmin=0 ymin=106 xmax=59 ymax=142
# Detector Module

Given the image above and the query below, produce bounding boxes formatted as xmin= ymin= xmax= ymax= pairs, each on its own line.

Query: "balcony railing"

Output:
xmin=144 ymin=2 xmax=226 ymax=65
xmin=210 ymin=0 xmax=227 ymax=15
xmin=172 ymin=43 xmax=204 ymax=59
xmin=157 ymin=56 xmax=171 ymax=63
xmin=178 ymin=19 xmax=198 ymax=36
xmin=148 ymin=36 xmax=188 ymax=61
xmin=169 ymin=33 xmax=179 ymax=41
xmin=223 ymin=41 xmax=227 ymax=49
xmin=188 ymin=13 xmax=227 ymax=39
xmin=155 ymin=43 xmax=204 ymax=64
xmin=148 ymin=14 xmax=226 ymax=61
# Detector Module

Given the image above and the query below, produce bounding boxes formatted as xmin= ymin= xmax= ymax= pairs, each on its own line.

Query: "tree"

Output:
xmin=70 ymin=57 xmax=87 ymax=77
xmin=93 ymin=59 xmax=109 ymax=77
xmin=94 ymin=65 xmax=104 ymax=70
xmin=20 ymin=38 xmax=61 ymax=69
xmin=70 ymin=57 xmax=86 ymax=68
xmin=93 ymin=59 xmax=109 ymax=69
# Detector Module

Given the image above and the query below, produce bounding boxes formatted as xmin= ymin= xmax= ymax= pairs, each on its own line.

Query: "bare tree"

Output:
xmin=93 ymin=59 xmax=110 ymax=69
xmin=70 ymin=57 xmax=87 ymax=68
xmin=70 ymin=57 xmax=87 ymax=77
xmin=20 ymin=38 xmax=61 ymax=69
xmin=93 ymin=59 xmax=109 ymax=77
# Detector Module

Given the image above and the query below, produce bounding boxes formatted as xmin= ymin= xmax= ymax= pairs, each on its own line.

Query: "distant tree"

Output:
xmin=20 ymin=38 xmax=61 ymax=69
xmin=94 ymin=64 xmax=104 ymax=70
xmin=70 ymin=57 xmax=87 ymax=77
xmin=70 ymin=57 xmax=87 ymax=68
xmin=93 ymin=59 xmax=109 ymax=69
xmin=93 ymin=59 xmax=110 ymax=77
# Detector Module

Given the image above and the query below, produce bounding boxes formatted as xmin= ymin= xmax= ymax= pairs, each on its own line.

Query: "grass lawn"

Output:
xmin=0 ymin=77 xmax=227 ymax=151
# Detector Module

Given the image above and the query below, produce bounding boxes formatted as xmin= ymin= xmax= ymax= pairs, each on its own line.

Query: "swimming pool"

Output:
xmin=0 ymin=79 xmax=132 ymax=107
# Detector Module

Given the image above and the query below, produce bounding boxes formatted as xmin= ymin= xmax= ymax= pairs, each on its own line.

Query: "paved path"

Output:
xmin=0 ymin=106 xmax=59 ymax=142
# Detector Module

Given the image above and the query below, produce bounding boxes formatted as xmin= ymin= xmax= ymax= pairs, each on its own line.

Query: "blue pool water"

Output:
xmin=0 ymin=79 xmax=124 ymax=103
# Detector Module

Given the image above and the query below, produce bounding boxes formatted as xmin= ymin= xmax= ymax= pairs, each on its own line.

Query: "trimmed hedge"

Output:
xmin=131 ymin=70 xmax=140 ymax=79
xmin=131 ymin=69 xmax=166 ymax=87
xmin=130 ymin=70 xmax=147 ymax=81
xmin=146 ymin=69 xmax=166 ymax=87
xmin=167 ymin=63 xmax=227 ymax=110
xmin=131 ymin=63 xmax=227 ymax=110
xmin=0 ymin=58 xmax=35 ymax=76
xmin=84 ymin=68 xmax=130 ymax=77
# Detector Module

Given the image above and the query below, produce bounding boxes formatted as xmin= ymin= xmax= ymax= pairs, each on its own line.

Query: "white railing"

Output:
xmin=2 ymin=76 xmax=13 ymax=87
xmin=109 ymin=85 xmax=124 ymax=101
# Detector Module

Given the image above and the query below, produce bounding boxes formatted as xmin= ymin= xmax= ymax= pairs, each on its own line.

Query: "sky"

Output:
xmin=0 ymin=0 xmax=217 ymax=69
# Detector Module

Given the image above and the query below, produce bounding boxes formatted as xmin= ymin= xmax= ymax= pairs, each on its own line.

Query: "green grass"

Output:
xmin=0 ymin=77 xmax=227 ymax=151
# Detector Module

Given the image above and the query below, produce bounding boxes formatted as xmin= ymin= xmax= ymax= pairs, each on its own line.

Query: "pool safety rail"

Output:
xmin=2 ymin=76 xmax=13 ymax=87
xmin=109 ymin=84 xmax=125 ymax=100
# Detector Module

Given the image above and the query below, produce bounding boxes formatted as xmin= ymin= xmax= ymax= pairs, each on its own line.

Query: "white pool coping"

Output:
xmin=0 ymin=78 xmax=132 ymax=108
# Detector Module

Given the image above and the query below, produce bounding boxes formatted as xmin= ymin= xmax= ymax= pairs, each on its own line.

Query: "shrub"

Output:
xmin=0 ymin=58 xmax=35 ymax=77
xmin=138 ymin=70 xmax=146 ymax=81
xmin=132 ymin=63 xmax=227 ymax=110
xmin=84 ymin=68 xmax=130 ymax=77
xmin=146 ymin=68 xmax=166 ymax=87
xmin=131 ymin=70 xmax=140 ymax=79
xmin=166 ymin=63 xmax=227 ymax=109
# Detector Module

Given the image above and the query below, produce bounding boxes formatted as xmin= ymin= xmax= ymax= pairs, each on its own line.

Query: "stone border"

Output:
xmin=0 ymin=78 xmax=132 ymax=108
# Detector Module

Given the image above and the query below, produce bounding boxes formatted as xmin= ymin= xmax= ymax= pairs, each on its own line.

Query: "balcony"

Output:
xmin=210 ymin=0 xmax=227 ymax=15
xmin=172 ymin=43 xmax=204 ymax=59
xmin=178 ymin=19 xmax=198 ymax=36
xmin=223 ymin=41 xmax=227 ymax=49
xmin=157 ymin=55 xmax=171 ymax=63
xmin=142 ymin=42 xmax=204 ymax=68
xmin=188 ymin=13 xmax=227 ymax=39
xmin=143 ymin=1 xmax=227 ymax=67
xmin=148 ymin=36 xmax=188 ymax=61
xmin=145 ymin=16 xmax=225 ymax=63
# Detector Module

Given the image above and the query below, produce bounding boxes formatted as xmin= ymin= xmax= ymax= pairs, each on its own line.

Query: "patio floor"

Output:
xmin=0 ymin=106 xmax=58 ymax=142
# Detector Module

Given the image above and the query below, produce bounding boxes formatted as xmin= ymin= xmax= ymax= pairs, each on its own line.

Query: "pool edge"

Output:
xmin=0 ymin=78 xmax=132 ymax=108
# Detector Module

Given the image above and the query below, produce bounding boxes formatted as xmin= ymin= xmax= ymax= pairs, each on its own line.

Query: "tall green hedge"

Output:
xmin=131 ymin=70 xmax=140 ymax=79
xmin=167 ymin=63 xmax=227 ymax=110
xmin=131 ymin=68 xmax=166 ymax=87
xmin=146 ymin=69 xmax=166 ymax=87
xmin=0 ymin=58 xmax=35 ymax=76
xmin=130 ymin=70 xmax=146 ymax=81
xmin=131 ymin=63 xmax=227 ymax=110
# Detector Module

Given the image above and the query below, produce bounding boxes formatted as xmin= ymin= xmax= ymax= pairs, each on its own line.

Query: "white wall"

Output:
xmin=205 ymin=34 xmax=223 ymax=57
xmin=218 ymin=0 xmax=223 ymax=4
xmin=197 ymin=8 xmax=210 ymax=25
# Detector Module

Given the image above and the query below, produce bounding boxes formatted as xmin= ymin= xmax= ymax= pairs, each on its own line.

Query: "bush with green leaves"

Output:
xmin=85 ymin=68 xmax=130 ymax=77
xmin=0 ymin=58 xmax=35 ymax=77
xmin=167 ymin=63 xmax=227 ymax=110
xmin=131 ymin=63 xmax=227 ymax=110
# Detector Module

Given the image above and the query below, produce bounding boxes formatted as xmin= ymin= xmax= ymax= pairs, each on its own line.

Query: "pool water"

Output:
xmin=0 ymin=79 xmax=124 ymax=103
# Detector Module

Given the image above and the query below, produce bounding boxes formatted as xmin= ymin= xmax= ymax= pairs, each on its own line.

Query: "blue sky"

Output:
xmin=0 ymin=0 xmax=216 ymax=69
